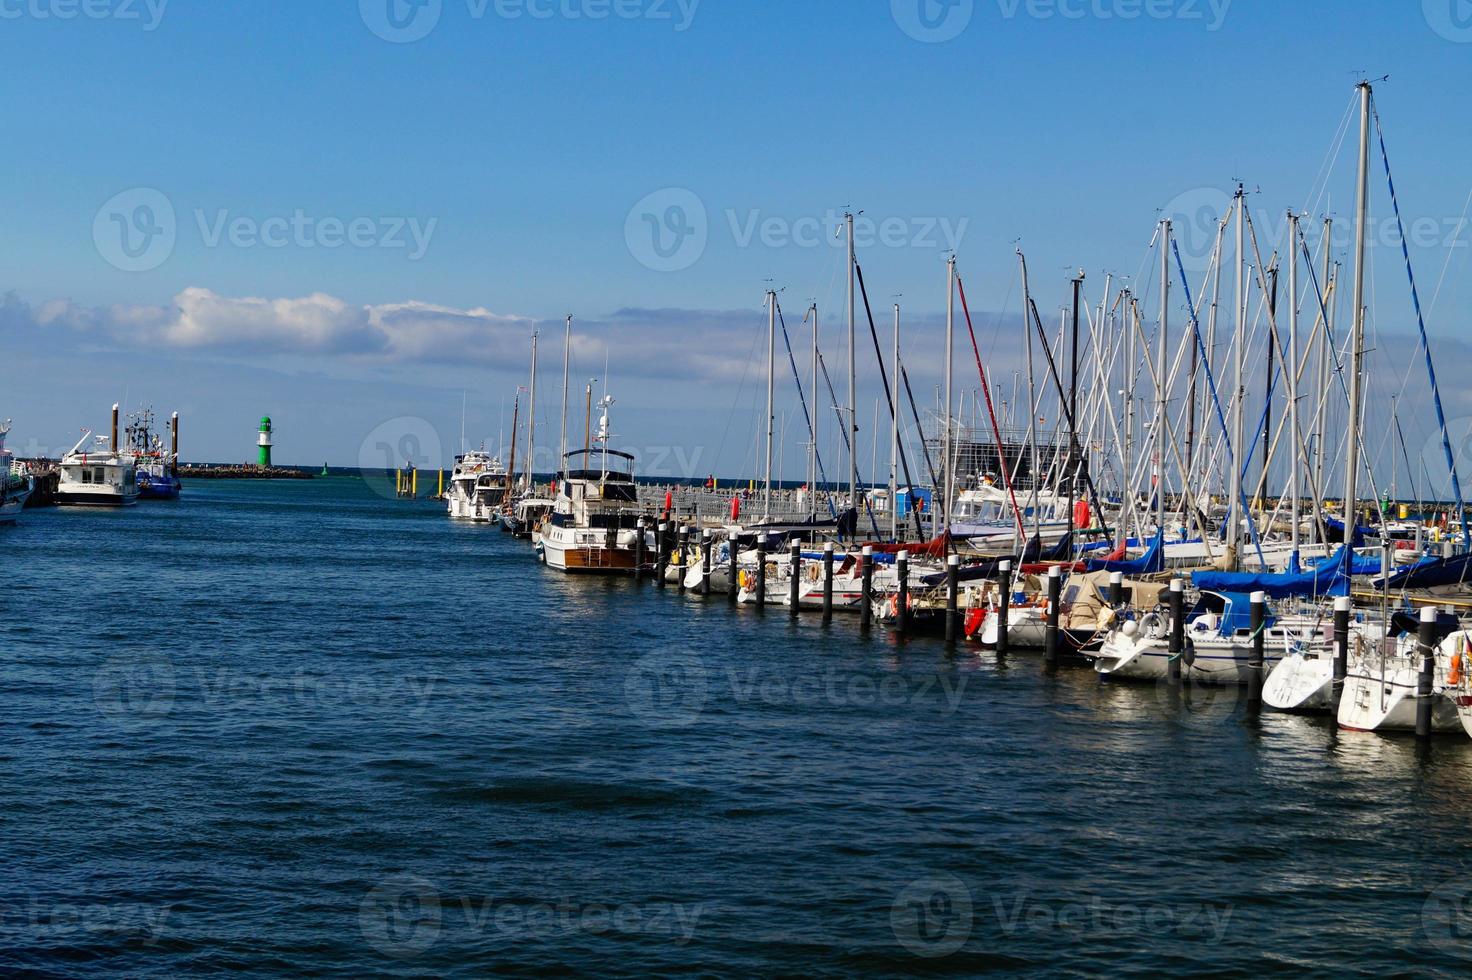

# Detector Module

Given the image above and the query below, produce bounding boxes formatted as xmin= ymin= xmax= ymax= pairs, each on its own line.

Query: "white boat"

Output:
xmin=540 ymin=399 xmax=648 ymax=575
xmin=446 ymin=451 xmax=510 ymax=522
xmin=0 ymin=420 xmax=34 ymax=522
xmin=1337 ymin=613 xmax=1462 ymax=734
xmin=1441 ymin=631 xmax=1472 ymax=739
xmin=55 ymin=431 xmax=138 ymax=507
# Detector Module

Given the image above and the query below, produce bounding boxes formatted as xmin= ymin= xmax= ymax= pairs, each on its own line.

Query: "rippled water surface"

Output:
xmin=4 ymin=478 xmax=1472 ymax=976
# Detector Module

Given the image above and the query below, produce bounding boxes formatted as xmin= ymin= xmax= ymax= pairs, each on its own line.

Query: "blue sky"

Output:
xmin=3 ymin=1 xmax=1472 ymax=484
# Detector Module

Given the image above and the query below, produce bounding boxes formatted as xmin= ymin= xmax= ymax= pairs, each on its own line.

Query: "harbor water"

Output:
xmin=5 ymin=478 xmax=1472 ymax=975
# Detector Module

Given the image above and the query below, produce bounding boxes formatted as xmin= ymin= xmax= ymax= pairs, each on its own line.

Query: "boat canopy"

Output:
xmin=1192 ymin=546 xmax=1354 ymax=599
xmin=1085 ymin=530 xmax=1164 ymax=575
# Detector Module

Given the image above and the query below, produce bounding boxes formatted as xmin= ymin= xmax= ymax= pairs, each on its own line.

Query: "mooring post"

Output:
xmin=1248 ymin=590 xmax=1267 ymax=707
xmin=1332 ymin=595 xmax=1350 ymax=711
xmin=822 ymin=542 xmax=835 ymax=624
xmin=676 ymin=526 xmax=690 ymax=593
xmin=997 ymin=560 xmax=1011 ymax=653
xmin=635 ymin=519 xmax=646 ymax=583
xmin=1416 ymin=604 xmax=1439 ymax=740
xmin=896 ymin=550 xmax=910 ymax=635
xmin=656 ymin=522 xmax=668 ymax=588
xmin=755 ymin=535 xmax=768 ymax=609
xmin=945 ymin=554 xmax=960 ymax=644
xmin=860 ymin=545 xmax=874 ymax=633
xmin=701 ymin=529 xmax=712 ymax=596
xmin=727 ymin=534 xmax=739 ymax=603
xmin=1167 ymin=578 xmax=1184 ymax=685
xmin=1044 ymin=565 xmax=1062 ymax=669
xmin=1108 ymin=571 xmax=1123 ymax=607
xmin=789 ymin=539 xmax=801 ymax=618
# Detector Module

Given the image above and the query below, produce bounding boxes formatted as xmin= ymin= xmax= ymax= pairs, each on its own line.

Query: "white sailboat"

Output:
xmin=0 ymin=420 xmax=34 ymax=522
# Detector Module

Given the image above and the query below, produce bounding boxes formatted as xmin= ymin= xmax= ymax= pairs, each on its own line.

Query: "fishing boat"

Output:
xmin=445 ymin=450 xmax=510 ymax=522
xmin=55 ymin=431 xmax=138 ymax=507
xmin=125 ymin=408 xmax=181 ymax=500
xmin=0 ymin=421 xmax=34 ymax=522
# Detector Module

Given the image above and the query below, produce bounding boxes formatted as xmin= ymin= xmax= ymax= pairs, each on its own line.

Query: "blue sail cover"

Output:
xmin=1384 ymin=552 xmax=1472 ymax=590
xmin=1192 ymin=546 xmax=1354 ymax=599
xmin=1085 ymin=531 xmax=1165 ymax=574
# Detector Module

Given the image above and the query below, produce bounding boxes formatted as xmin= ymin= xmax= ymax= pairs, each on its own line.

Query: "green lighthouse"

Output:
xmin=257 ymin=416 xmax=273 ymax=468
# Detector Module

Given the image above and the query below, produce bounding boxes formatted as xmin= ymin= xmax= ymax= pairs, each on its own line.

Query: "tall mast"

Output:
xmin=1018 ymin=249 xmax=1041 ymax=540
xmin=943 ymin=256 xmax=956 ymax=544
xmin=1120 ymin=287 xmax=1133 ymax=547
xmin=891 ymin=302 xmax=901 ymax=541
xmin=1343 ymin=81 xmax=1372 ymax=538
xmin=1068 ymin=270 xmax=1082 ymax=541
xmin=765 ymin=289 xmax=777 ymax=519
xmin=1315 ymin=218 xmax=1334 ymax=540
xmin=846 ymin=212 xmax=858 ymax=506
xmin=524 ymin=331 xmax=538 ymax=491
xmin=1228 ymin=185 xmax=1246 ymax=568
xmin=809 ymin=302 xmax=819 ymax=514
xmin=558 ymin=314 xmax=572 ymax=472
xmin=1288 ymin=212 xmax=1302 ymax=564
xmin=1157 ymin=220 xmax=1170 ymax=536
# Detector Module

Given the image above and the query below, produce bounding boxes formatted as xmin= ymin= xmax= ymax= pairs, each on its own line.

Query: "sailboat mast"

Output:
xmin=558 ymin=314 xmax=572 ymax=471
xmin=810 ymin=302 xmax=819 ymax=512
xmin=1315 ymin=218 xmax=1334 ymax=540
xmin=943 ymin=256 xmax=956 ymax=544
xmin=1288 ymin=212 xmax=1301 ymax=562
xmin=1343 ymin=81 xmax=1372 ymax=535
xmin=891 ymin=302 xmax=900 ymax=542
xmin=1120 ymin=287 xmax=1134 ymax=547
xmin=1228 ymin=186 xmax=1246 ymax=568
xmin=846 ymin=212 xmax=858 ymax=507
xmin=765 ymin=289 xmax=776 ymax=519
xmin=1157 ymin=220 xmax=1170 ymax=536
xmin=525 ymin=331 xmax=538 ymax=491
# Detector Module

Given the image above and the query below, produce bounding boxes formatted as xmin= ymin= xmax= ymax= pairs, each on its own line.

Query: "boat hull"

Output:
xmin=55 ymin=490 xmax=139 ymax=507
xmin=1263 ymin=654 xmax=1335 ymax=713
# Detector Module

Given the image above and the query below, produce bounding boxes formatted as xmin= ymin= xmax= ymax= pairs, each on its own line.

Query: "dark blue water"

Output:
xmin=5 ymin=478 xmax=1472 ymax=976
